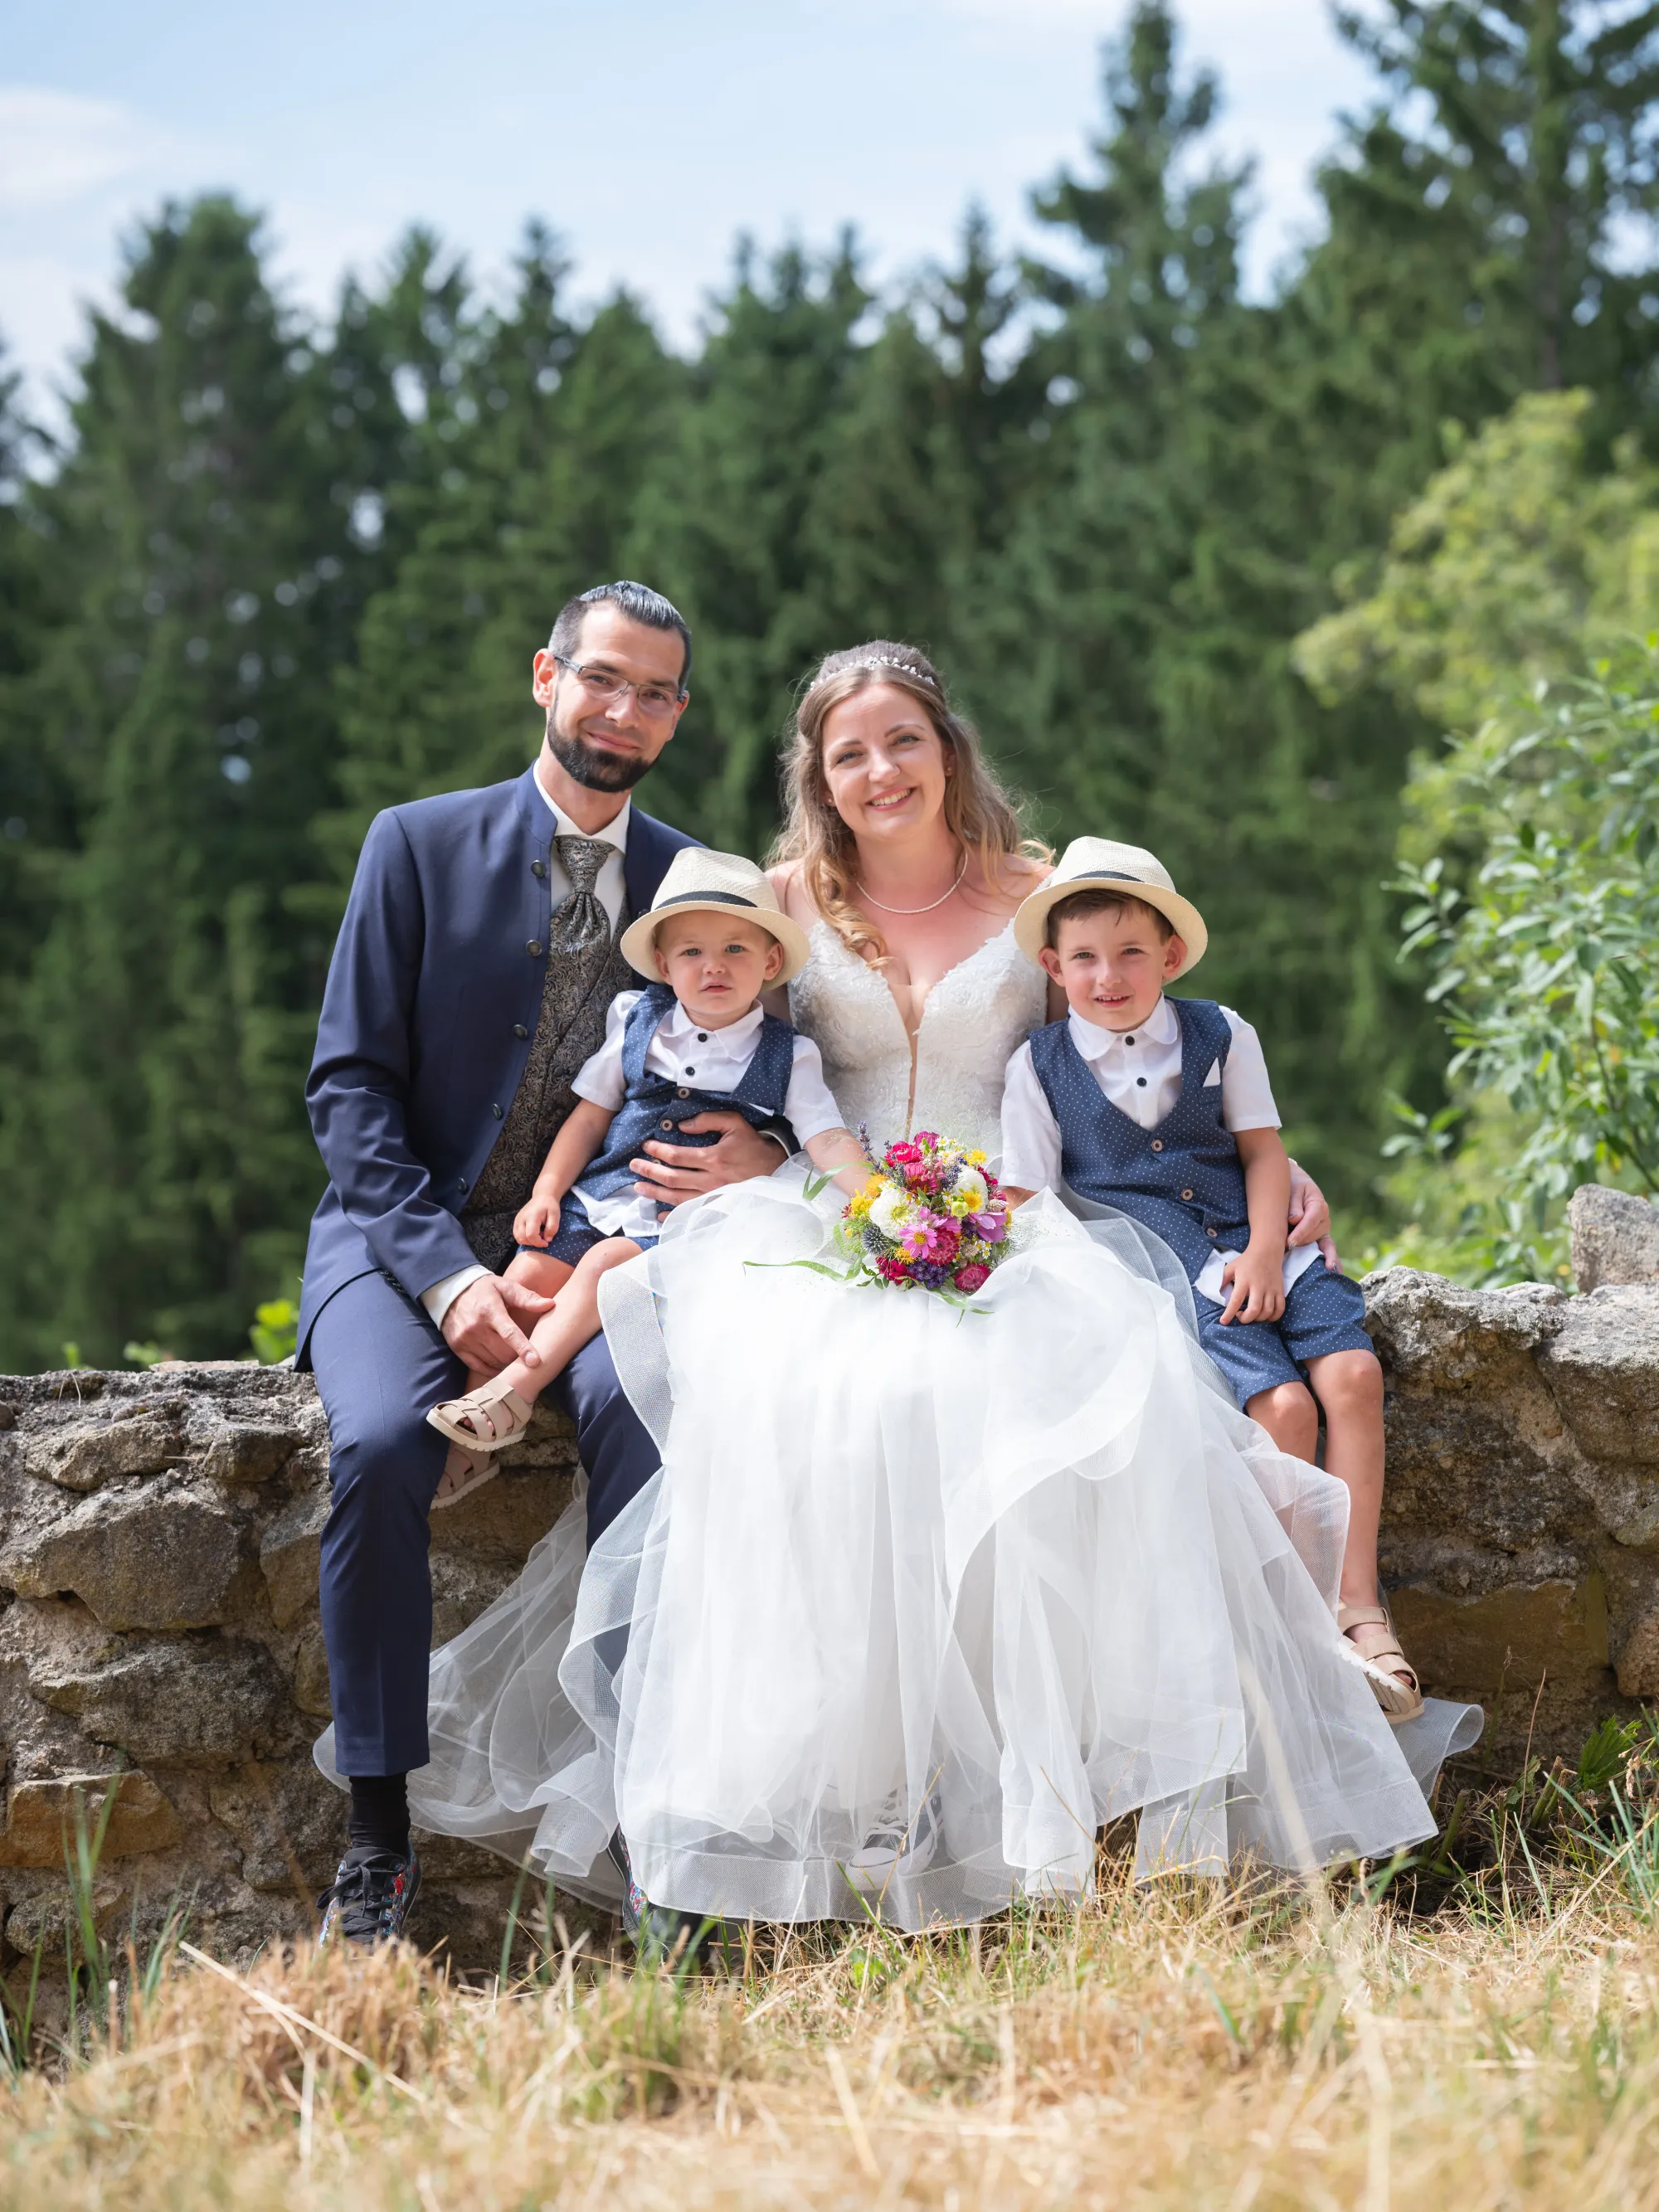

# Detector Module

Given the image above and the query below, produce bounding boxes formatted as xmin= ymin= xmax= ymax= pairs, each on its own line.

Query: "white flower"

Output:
xmin=952 ymin=1167 xmax=988 ymax=1214
xmin=868 ymin=1181 xmax=919 ymax=1240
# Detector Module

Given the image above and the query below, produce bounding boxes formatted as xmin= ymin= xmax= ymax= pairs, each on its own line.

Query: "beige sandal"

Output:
xmin=431 ymin=1442 xmax=497 ymax=1513
xmin=426 ymin=1375 xmax=536 ymax=1454
xmin=1337 ymin=1602 xmax=1425 ymax=1724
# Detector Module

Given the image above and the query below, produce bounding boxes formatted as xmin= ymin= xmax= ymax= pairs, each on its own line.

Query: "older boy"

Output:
xmin=1000 ymin=839 xmax=1421 ymax=1722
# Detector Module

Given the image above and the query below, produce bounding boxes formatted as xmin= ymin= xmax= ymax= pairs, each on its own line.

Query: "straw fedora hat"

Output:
xmin=1012 ymin=838 xmax=1208 ymax=980
xmin=619 ymin=848 xmax=813 ymax=985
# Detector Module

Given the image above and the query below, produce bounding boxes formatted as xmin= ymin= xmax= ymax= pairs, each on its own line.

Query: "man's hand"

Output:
xmin=1219 ymin=1242 xmax=1287 ymax=1326
xmin=440 ymin=1273 xmax=556 ymax=1376
xmin=630 ymin=1110 xmax=787 ymax=1208
xmin=1285 ymin=1159 xmax=1340 ymax=1271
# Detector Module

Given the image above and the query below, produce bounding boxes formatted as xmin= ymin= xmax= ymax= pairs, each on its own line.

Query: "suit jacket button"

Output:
xmin=513 ymin=1023 xmax=528 ymax=1038
xmin=526 ymin=940 xmax=542 ymax=957
xmin=1151 ymin=1139 xmax=1164 ymax=1152
xmin=531 ymin=859 xmax=547 ymax=878
xmin=1180 ymin=1188 xmax=1194 ymax=1201
xmin=492 ymin=1103 xmax=504 ymax=1119
xmin=458 ymin=1177 xmax=468 ymax=1193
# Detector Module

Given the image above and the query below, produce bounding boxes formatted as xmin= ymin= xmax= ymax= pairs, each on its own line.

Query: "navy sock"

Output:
xmin=347 ymin=1772 xmax=411 ymax=1859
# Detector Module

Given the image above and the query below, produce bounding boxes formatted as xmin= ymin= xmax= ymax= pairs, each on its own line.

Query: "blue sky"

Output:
xmin=2 ymin=2 xmax=1377 ymax=423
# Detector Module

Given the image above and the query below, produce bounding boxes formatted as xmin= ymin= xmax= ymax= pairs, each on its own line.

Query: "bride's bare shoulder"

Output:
xmin=971 ymin=849 xmax=1052 ymax=914
xmin=770 ymin=860 xmax=820 ymax=926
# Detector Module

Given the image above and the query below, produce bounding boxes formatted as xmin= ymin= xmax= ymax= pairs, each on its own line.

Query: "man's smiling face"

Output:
xmin=531 ymin=602 xmax=689 ymax=795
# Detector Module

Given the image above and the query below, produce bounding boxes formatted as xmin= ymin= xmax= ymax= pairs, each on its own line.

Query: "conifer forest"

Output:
xmin=4 ymin=0 xmax=1659 ymax=1372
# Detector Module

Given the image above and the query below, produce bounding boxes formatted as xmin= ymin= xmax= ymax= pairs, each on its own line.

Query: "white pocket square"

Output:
xmin=1203 ymin=1057 xmax=1223 ymax=1087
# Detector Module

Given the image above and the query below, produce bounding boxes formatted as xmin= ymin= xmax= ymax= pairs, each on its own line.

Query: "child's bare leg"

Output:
xmin=457 ymin=1250 xmax=575 ymax=1403
xmin=1244 ymin=1378 xmax=1319 ymax=1462
xmin=1305 ymin=1350 xmax=1386 ymax=1610
xmin=1305 ymin=1348 xmax=1415 ymax=1699
xmin=489 ymin=1240 xmax=643 ymax=1403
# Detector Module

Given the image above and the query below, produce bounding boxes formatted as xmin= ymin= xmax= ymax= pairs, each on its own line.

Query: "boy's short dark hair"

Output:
xmin=1044 ymin=887 xmax=1175 ymax=951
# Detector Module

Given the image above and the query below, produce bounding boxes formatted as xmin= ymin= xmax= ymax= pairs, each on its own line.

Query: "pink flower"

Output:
xmin=898 ymin=1212 xmax=960 ymax=1263
xmin=953 ymin=1262 xmax=990 ymax=1292
xmin=886 ymin=1141 xmax=922 ymax=1168
xmin=970 ymin=1208 xmax=1008 ymax=1242
xmin=876 ymin=1252 xmax=913 ymax=1284
xmin=912 ymin=1130 xmax=939 ymax=1149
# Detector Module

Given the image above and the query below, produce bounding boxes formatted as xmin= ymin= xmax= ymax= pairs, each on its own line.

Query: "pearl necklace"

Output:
xmin=856 ymin=852 xmax=968 ymax=915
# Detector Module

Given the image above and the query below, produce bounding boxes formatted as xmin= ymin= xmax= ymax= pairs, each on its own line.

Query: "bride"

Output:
xmin=321 ymin=640 xmax=1479 ymax=1932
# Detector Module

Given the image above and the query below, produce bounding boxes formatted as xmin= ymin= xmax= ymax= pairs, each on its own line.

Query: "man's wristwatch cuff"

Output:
xmin=421 ymin=1262 xmax=491 ymax=1330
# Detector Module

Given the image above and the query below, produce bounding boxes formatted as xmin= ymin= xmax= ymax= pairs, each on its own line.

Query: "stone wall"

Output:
xmin=1 ymin=1196 xmax=1656 ymax=1977
xmin=0 ymin=1361 xmax=579 ymax=1983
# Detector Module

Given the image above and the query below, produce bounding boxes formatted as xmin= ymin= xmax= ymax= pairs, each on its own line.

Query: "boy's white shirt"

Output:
xmin=566 ymin=991 xmax=842 ymax=1243
xmin=999 ymin=994 xmax=1320 ymax=1305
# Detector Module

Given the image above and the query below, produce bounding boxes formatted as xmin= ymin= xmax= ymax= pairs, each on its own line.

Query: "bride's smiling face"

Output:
xmin=820 ymin=684 xmax=954 ymax=845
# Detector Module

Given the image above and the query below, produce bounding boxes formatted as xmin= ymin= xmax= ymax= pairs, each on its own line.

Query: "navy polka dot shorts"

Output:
xmin=1194 ymin=1261 xmax=1374 ymax=1410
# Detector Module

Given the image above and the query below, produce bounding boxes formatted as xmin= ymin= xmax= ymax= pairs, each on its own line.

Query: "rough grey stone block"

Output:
xmin=1570 ymin=1182 xmax=1659 ymax=1292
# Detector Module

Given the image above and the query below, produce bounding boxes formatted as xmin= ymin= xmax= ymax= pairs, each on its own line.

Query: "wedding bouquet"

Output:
xmin=836 ymin=1130 xmax=1012 ymax=1297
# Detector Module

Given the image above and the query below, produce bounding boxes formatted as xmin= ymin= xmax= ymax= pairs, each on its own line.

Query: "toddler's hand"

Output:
xmin=1219 ymin=1246 xmax=1287 ymax=1326
xmin=513 ymin=1195 xmax=560 ymax=1248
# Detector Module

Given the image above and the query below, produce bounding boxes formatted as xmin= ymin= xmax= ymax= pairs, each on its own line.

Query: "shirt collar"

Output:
xmin=659 ymin=998 xmax=765 ymax=1048
xmin=1067 ymin=992 xmax=1178 ymax=1061
xmin=531 ymin=762 xmax=630 ymax=853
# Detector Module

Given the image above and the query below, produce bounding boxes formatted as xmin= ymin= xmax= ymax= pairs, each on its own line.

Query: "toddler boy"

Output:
xmin=1000 ymin=839 xmax=1420 ymax=1722
xmin=426 ymin=848 xmax=864 ymax=1487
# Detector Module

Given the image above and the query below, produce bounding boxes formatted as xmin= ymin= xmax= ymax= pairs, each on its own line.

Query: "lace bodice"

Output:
xmin=788 ymin=919 xmax=1048 ymax=1159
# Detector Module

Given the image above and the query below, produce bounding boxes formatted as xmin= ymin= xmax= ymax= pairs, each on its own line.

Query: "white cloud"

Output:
xmin=0 ymin=85 xmax=169 ymax=213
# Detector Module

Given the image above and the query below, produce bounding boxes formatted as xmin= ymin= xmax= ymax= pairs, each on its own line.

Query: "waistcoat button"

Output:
xmin=659 ymin=1118 xmax=674 ymax=1130
xmin=1151 ymin=1139 xmax=1164 ymax=1152
xmin=526 ymin=940 xmax=542 ymax=957
xmin=513 ymin=1023 xmax=528 ymax=1039
xmin=1180 ymin=1187 xmax=1194 ymax=1201
xmin=676 ymin=1087 xmax=690 ymax=1098
xmin=1206 ymin=1226 xmax=1218 ymax=1237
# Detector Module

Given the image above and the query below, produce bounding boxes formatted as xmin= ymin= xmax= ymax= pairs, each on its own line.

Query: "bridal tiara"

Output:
xmin=849 ymin=654 xmax=940 ymax=689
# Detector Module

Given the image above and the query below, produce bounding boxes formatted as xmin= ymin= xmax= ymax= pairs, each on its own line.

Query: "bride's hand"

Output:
xmin=1285 ymin=1159 xmax=1340 ymax=1271
xmin=630 ymin=1111 xmax=789 ymax=1207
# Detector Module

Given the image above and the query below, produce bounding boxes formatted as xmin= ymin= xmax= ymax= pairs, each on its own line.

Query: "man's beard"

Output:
xmin=546 ymin=713 xmax=654 ymax=794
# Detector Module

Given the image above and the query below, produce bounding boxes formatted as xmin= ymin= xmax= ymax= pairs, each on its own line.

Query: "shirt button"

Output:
xmin=1180 ymin=1188 xmax=1194 ymax=1201
xmin=1136 ymin=1077 xmax=1146 ymax=1087
xmin=531 ymin=859 xmax=547 ymax=878
xmin=684 ymin=1067 xmax=694 ymax=1077
xmin=1151 ymin=1139 xmax=1164 ymax=1152
xmin=526 ymin=940 xmax=542 ymax=957
xmin=1125 ymin=1036 xmax=1135 ymax=1046
xmin=513 ymin=1023 xmax=528 ymax=1039
xmin=492 ymin=1103 xmax=503 ymax=1119
xmin=697 ymin=1033 xmax=708 ymax=1043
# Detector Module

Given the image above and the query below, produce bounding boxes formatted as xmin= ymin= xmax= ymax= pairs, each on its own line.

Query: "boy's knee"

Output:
xmin=1309 ymin=1348 xmax=1383 ymax=1415
xmin=1246 ymin=1379 xmax=1319 ymax=1450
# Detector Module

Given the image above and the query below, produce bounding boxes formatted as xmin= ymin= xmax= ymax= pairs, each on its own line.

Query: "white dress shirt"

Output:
xmin=570 ymin=991 xmax=846 ymax=1243
xmin=1000 ymin=994 xmax=1318 ymax=1305
xmin=421 ymin=770 xmax=634 ymax=1328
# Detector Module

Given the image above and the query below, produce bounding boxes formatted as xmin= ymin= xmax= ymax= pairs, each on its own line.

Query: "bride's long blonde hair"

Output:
xmin=770 ymin=641 xmax=1045 ymax=963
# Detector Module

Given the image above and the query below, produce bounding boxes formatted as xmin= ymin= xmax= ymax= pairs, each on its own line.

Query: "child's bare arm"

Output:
xmin=803 ymin=1125 xmax=870 ymax=1199
xmin=1220 ymin=1127 xmax=1292 ymax=1325
xmin=514 ymin=1099 xmax=616 ymax=1247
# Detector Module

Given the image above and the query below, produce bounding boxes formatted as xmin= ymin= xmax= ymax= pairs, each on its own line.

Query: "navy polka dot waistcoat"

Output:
xmin=1026 ymin=998 xmax=1253 ymax=1281
xmin=576 ymin=984 xmax=798 ymax=1209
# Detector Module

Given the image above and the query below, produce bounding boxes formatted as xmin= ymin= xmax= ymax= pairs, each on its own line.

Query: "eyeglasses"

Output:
xmin=553 ymin=655 xmax=684 ymax=719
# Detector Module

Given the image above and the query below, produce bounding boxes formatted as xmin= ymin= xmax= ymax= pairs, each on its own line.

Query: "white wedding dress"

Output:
xmin=319 ymin=921 xmax=1480 ymax=1927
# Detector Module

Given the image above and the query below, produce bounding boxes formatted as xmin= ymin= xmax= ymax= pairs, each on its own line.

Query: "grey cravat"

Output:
xmin=551 ymin=835 xmax=613 ymax=956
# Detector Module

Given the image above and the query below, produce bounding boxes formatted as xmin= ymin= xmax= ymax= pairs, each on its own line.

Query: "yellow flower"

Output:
xmin=849 ymin=1176 xmax=882 ymax=1219
xmin=966 ymin=1149 xmax=987 ymax=1166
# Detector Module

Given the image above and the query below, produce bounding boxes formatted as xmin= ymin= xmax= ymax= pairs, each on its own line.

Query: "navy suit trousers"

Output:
xmin=309 ymin=1268 xmax=659 ymax=1777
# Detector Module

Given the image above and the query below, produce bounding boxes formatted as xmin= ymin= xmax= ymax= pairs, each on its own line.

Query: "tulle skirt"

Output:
xmin=318 ymin=1175 xmax=1480 ymax=1929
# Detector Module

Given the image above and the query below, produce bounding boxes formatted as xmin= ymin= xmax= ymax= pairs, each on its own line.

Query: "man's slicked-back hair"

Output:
xmin=547 ymin=581 xmax=692 ymax=692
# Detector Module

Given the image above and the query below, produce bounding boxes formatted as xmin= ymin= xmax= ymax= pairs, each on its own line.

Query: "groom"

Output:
xmin=299 ymin=581 xmax=786 ymax=1949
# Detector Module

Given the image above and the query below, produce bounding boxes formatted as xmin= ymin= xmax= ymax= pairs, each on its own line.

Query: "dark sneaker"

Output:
xmin=317 ymin=1845 xmax=422 ymax=1948
xmin=606 ymin=1830 xmax=735 ymax=1969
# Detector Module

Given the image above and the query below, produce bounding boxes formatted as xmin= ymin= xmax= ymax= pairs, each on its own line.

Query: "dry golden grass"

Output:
xmin=5 ymin=1785 xmax=1659 ymax=2212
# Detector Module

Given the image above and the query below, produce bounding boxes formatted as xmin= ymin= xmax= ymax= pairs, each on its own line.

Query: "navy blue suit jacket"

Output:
xmin=297 ymin=766 xmax=697 ymax=1357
